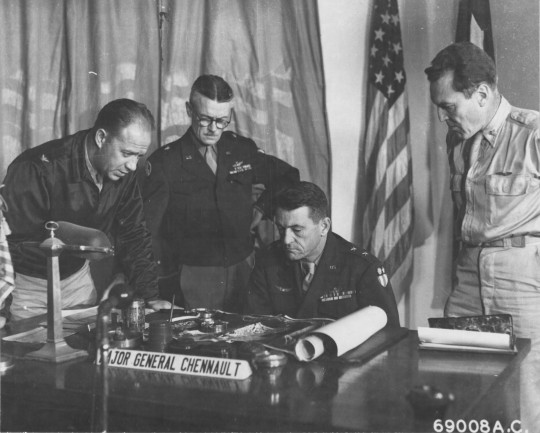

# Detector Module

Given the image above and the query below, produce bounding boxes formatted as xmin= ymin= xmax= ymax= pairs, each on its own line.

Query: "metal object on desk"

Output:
xmin=0 ymin=355 xmax=14 ymax=374
xmin=253 ymin=351 xmax=288 ymax=406
xmin=123 ymin=298 xmax=145 ymax=334
xmin=24 ymin=221 xmax=113 ymax=363
xmin=109 ymin=326 xmax=142 ymax=349
xmin=253 ymin=351 xmax=288 ymax=370
xmin=200 ymin=319 xmax=228 ymax=334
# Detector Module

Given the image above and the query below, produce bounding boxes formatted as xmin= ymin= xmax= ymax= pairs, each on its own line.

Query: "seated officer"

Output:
xmin=245 ymin=181 xmax=399 ymax=326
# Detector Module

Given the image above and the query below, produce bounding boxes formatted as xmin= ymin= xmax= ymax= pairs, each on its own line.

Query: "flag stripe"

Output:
xmin=369 ymin=169 xmax=413 ymax=258
xmin=0 ymin=212 xmax=15 ymax=307
xmin=365 ymin=95 xmax=408 ymax=202
xmin=363 ymin=107 xmax=410 ymax=249
xmin=386 ymin=159 xmax=413 ymax=228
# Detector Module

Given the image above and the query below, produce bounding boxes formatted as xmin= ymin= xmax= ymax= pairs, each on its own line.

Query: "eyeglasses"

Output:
xmin=191 ymin=107 xmax=231 ymax=129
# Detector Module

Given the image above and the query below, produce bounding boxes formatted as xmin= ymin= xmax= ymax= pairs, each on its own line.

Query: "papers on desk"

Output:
xmin=3 ymin=306 xmax=97 ymax=344
xmin=48 ymin=305 xmax=98 ymax=331
xmin=418 ymin=327 xmax=516 ymax=354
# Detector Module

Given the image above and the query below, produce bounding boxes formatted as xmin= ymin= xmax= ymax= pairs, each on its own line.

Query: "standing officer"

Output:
xmin=142 ymin=75 xmax=299 ymax=312
xmin=425 ymin=42 xmax=540 ymax=338
xmin=2 ymin=99 xmax=170 ymax=320
xmin=245 ymin=181 xmax=399 ymax=325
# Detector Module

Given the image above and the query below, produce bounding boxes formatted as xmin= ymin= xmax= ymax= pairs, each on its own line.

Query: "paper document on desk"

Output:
xmin=2 ymin=326 xmax=76 ymax=343
xmin=59 ymin=306 xmax=98 ymax=330
xmin=418 ymin=327 xmax=516 ymax=354
xmin=3 ymin=306 xmax=98 ymax=344
xmin=294 ymin=306 xmax=387 ymax=362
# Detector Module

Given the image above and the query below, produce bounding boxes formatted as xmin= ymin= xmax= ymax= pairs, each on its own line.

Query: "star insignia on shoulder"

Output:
xmin=350 ymin=247 xmax=357 ymax=252
xmin=40 ymin=154 xmax=50 ymax=163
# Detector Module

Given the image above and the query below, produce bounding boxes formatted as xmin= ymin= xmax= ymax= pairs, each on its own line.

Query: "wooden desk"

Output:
xmin=0 ymin=327 xmax=529 ymax=432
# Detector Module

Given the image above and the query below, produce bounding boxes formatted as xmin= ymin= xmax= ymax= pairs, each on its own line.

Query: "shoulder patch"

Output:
xmin=377 ymin=267 xmax=389 ymax=287
xmin=145 ymin=160 xmax=152 ymax=177
xmin=510 ymin=109 xmax=539 ymax=127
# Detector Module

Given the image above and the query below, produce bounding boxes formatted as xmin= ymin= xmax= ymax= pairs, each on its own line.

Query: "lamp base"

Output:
xmin=25 ymin=339 xmax=88 ymax=363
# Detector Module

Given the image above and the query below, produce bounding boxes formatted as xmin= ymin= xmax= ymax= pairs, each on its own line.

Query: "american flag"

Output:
xmin=361 ymin=0 xmax=413 ymax=299
xmin=0 ymin=193 xmax=14 ymax=309
xmin=456 ymin=0 xmax=495 ymax=62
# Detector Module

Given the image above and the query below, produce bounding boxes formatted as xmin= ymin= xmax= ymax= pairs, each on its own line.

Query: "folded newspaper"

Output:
xmin=418 ymin=314 xmax=516 ymax=354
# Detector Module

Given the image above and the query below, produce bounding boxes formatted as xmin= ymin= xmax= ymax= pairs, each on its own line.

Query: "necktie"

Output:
xmin=204 ymin=145 xmax=218 ymax=174
xmin=301 ymin=262 xmax=316 ymax=293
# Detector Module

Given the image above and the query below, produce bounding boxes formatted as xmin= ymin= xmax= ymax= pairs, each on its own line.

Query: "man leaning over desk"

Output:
xmin=244 ymin=181 xmax=400 ymax=326
xmin=1 ymin=98 xmax=171 ymax=322
xmin=426 ymin=42 xmax=540 ymax=338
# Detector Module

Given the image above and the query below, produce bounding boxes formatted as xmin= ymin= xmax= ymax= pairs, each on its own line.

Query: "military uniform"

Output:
xmin=142 ymin=129 xmax=299 ymax=309
xmin=445 ymin=97 xmax=540 ymax=338
xmin=2 ymin=130 xmax=159 ymax=303
xmin=245 ymin=232 xmax=400 ymax=326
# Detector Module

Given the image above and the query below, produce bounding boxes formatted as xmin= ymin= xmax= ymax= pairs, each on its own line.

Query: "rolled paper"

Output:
xmin=295 ymin=306 xmax=388 ymax=362
xmin=417 ymin=327 xmax=512 ymax=350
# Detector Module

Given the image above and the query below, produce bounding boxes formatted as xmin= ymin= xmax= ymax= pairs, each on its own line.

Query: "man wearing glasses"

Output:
xmin=142 ymin=75 xmax=299 ymax=312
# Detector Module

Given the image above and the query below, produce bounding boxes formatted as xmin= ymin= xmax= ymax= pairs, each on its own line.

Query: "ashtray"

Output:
xmin=109 ymin=328 xmax=143 ymax=349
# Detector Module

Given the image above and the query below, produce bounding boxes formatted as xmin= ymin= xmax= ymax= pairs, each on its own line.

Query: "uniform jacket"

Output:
xmin=2 ymin=130 xmax=158 ymax=300
xmin=142 ymin=129 xmax=299 ymax=272
xmin=245 ymin=232 xmax=400 ymax=326
xmin=447 ymin=97 xmax=540 ymax=244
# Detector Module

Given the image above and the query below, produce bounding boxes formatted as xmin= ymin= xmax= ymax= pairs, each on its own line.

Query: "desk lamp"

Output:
xmin=25 ymin=221 xmax=113 ymax=362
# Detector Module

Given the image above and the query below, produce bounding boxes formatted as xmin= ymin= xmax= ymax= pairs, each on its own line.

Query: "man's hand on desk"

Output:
xmin=147 ymin=299 xmax=172 ymax=311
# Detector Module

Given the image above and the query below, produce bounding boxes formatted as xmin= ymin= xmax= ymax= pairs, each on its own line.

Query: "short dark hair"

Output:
xmin=276 ymin=181 xmax=328 ymax=222
xmin=424 ymin=42 xmax=496 ymax=97
xmin=190 ymin=75 xmax=234 ymax=103
xmin=94 ymin=99 xmax=155 ymax=136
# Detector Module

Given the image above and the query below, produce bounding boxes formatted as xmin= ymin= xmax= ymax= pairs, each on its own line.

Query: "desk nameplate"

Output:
xmin=106 ymin=348 xmax=252 ymax=380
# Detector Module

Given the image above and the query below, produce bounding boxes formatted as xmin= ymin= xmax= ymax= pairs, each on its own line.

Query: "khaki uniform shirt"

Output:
xmin=448 ymin=97 xmax=540 ymax=245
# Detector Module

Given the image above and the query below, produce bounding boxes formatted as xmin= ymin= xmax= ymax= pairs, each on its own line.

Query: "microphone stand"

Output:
xmin=91 ymin=280 xmax=133 ymax=433
xmin=95 ymin=303 xmax=113 ymax=433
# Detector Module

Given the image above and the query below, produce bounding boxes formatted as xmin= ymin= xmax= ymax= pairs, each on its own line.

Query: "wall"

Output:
xmin=318 ymin=0 xmax=539 ymax=328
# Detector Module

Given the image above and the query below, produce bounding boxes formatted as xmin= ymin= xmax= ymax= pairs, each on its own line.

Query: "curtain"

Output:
xmin=160 ymin=0 xmax=329 ymax=192
xmin=0 ymin=0 xmax=330 ymax=197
